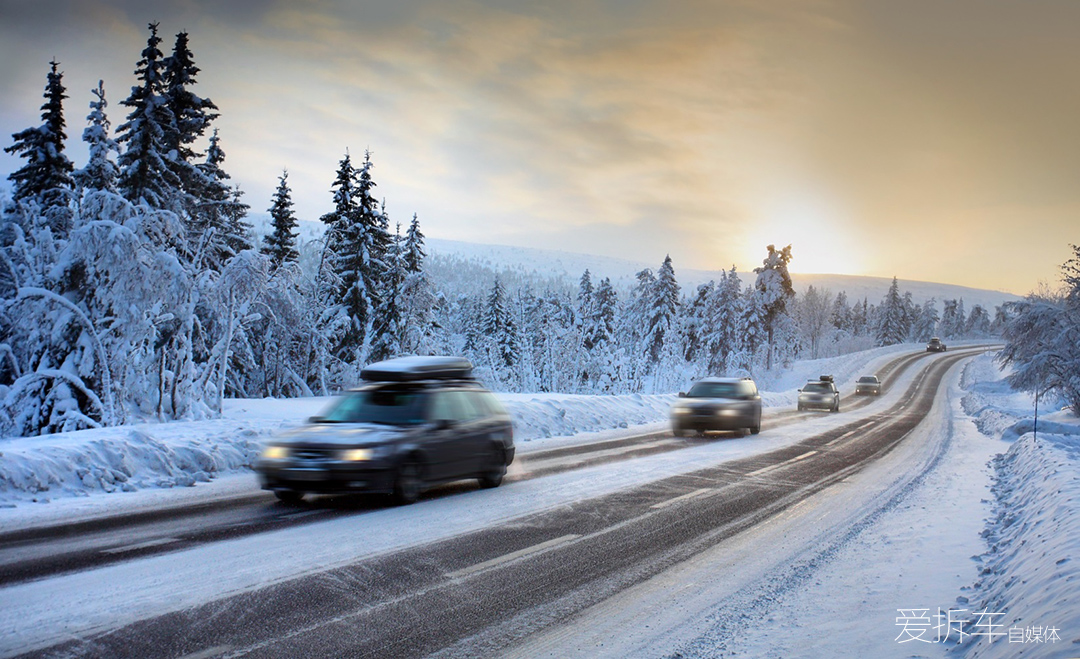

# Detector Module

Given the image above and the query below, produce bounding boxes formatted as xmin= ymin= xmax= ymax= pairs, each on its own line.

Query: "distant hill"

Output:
xmin=425 ymin=238 xmax=1022 ymax=311
xmin=247 ymin=217 xmax=1020 ymax=311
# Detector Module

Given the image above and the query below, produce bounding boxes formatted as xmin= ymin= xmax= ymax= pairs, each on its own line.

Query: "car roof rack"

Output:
xmin=360 ymin=356 xmax=474 ymax=382
xmin=818 ymin=375 xmax=834 ymax=382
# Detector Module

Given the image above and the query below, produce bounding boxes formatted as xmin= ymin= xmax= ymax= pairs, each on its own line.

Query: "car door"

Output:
xmin=425 ymin=389 xmax=482 ymax=481
xmin=425 ymin=389 xmax=467 ymax=481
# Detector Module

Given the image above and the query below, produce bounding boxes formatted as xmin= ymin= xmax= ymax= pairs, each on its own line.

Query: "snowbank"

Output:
xmin=0 ymin=343 xmax=923 ymax=506
xmin=958 ymin=353 xmax=1080 ymax=656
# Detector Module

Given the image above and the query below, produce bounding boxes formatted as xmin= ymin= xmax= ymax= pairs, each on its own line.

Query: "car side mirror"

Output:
xmin=678 ymin=392 xmax=686 ymax=398
xmin=797 ymin=389 xmax=802 ymax=393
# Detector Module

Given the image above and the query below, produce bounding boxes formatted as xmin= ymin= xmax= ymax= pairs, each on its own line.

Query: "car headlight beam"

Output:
xmin=341 ymin=448 xmax=374 ymax=462
xmin=262 ymin=445 xmax=288 ymax=460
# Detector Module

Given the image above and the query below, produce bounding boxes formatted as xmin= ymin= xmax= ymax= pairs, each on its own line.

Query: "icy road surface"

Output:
xmin=0 ymin=346 xmax=1033 ymax=658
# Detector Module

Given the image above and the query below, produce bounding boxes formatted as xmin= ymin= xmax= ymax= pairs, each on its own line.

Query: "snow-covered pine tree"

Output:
xmin=830 ymin=291 xmax=853 ymax=332
xmin=74 ymin=81 xmax=120 ymax=195
xmin=319 ymin=150 xmax=391 ymax=368
xmin=482 ymin=277 xmax=518 ymax=371
xmin=577 ymin=269 xmax=595 ymax=349
xmin=706 ymin=266 xmax=743 ymax=373
xmin=161 ymin=31 xmax=218 ymax=171
xmin=116 ymin=23 xmax=182 ymax=212
xmin=5 ymin=59 xmax=76 ymax=234
xmin=398 ymin=214 xmax=436 ymax=355
xmin=940 ymin=298 xmax=965 ymax=339
xmin=682 ymin=282 xmax=712 ymax=365
xmin=403 ymin=212 xmax=425 ymax=274
xmin=191 ymin=129 xmax=252 ymax=270
xmin=644 ymin=255 xmax=679 ymax=369
xmin=751 ymin=244 xmax=795 ymax=370
xmin=262 ymin=170 xmax=300 ymax=269
xmin=875 ymin=277 xmax=907 ymax=346
xmin=966 ymin=304 xmax=991 ymax=337
xmin=585 ymin=277 xmax=619 ymax=391
xmin=912 ymin=298 xmax=939 ymax=342
xmin=370 ymin=222 xmax=405 ymax=361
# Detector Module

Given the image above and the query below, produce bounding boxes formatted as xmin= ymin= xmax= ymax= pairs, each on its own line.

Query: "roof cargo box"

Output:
xmin=360 ymin=356 xmax=474 ymax=382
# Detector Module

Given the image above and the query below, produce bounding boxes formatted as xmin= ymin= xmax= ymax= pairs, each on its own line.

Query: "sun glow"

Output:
xmin=738 ymin=192 xmax=864 ymax=276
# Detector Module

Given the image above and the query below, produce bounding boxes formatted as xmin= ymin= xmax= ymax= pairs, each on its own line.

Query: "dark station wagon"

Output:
xmin=670 ymin=377 xmax=762 ymax=436
xmin=255 ymin=356 xmax=515 ymax=505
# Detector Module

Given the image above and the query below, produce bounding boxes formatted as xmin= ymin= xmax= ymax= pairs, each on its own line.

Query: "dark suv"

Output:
xmin=255 ymin=356 xmax=515 ymax=505
xmin=671 ymin=377 xmax=762 ymax=436
xmin=926 ymin=337 xmax=947 ymax=352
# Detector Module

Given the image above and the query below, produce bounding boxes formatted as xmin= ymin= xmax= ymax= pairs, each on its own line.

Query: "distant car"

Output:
xmin=855 ymin=375 xmax=881 ymax=396
xmin=255 ymin=356 xmax=515 ymax=505
xmin=926 ymin=337 xmax=947 ymax=352
xmin=671 ymin=377 xmax=762 ymax=436
xmin=798 ymin=375 xmax=840 ymax=412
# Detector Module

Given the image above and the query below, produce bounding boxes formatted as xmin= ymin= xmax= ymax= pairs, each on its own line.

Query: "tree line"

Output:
xmin=0 ymin=24 xmax=1010 ymax=438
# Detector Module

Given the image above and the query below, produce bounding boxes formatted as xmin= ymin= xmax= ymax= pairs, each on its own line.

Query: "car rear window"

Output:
xmin=320 ymin=386 xmax=426 ymax=425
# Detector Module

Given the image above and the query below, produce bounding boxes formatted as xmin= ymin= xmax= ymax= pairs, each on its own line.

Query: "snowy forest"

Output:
xmin=1 ymin=24 xmax=1011 ymax=439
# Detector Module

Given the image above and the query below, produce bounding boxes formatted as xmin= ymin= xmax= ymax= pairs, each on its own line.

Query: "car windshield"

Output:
xmin=803 ymin=382 xmax=832 ymax=393
xmin=687 ymin=382 xmax=743 ymax=398
xmin=858 ymin=377 xmax=878 ymax=383
xmin=318 ymin=386 xmax=426 ymax=425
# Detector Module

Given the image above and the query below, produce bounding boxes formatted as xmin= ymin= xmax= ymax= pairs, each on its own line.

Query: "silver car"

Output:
xmin=798 ymin=376 xmax=840 ymax=412
xmin=671 ymin=377 xmax=762 ymax=436
xmin=855 ymin=375 xmax=881 ymax=396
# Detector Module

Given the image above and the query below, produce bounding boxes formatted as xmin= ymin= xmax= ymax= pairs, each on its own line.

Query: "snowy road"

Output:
xmin=0 ymin=347 xmax=996 ymax=658
xmin=0 ymin=346 xmax=948 ymax=587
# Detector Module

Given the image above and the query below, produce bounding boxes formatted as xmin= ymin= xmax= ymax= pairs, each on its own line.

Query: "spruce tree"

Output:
xmin=192 ymin=129 xmax=251 ymax=269
xmin=5 ymin=59 xmax=75 ymax=216
xmin=403 ymin=212 xmax=425 ymax=274
xmin=74 ymin=81 xmax=120 ymax=194
xmin=483 ymin=277 xmax=518 ymax=369
xmin=162 ymin=31 xmax=218 ymax=164
xmin=262 ymin=169 xmax=299 ymax=269
xmin=320 ymin=150 xmax=390 ymax=363
xmin=116 ymin=23 xmax=181 ymax=209
xmin=645 ymin=255 xmax=679 ymax=367
xmin=752 ymin=244 xmax=795 ymax=369
xmin=875 ymin=277 xmax=906 ymax=346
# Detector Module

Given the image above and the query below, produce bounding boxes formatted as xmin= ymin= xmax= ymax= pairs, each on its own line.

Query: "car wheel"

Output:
xmin=672 ymin=426 xmax=685 ymax=438
xmin=750 ymin=421 xmax=761 ymax=435
xmin=797 ymin=403 xmax=804 ymax=412
xmin=274 ymin=489 xmax=304 ymax=504
xmin=478 ymin=445 xmax=506 ymax=489
xmin=392 ymin=459 xmax=423 ymax=505
xmin=832 ymin=403 xmax=840 ymax=413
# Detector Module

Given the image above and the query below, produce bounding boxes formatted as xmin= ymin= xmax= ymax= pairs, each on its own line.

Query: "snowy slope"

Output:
xmin=425 ymin=237 xmax=1021 ymax=309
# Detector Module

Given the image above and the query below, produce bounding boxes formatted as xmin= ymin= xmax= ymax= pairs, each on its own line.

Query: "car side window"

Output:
xmin=453 ymin=390 xmax=484 ymax=421
xmin=478 ymin=391 xmax=507 ymax=416
xmin=429 ymin=391 xmax=462 ymax=423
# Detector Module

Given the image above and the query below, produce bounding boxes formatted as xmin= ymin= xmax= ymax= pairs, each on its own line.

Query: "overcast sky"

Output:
xmin=1 ymin=0 xmax=1077 ymax=294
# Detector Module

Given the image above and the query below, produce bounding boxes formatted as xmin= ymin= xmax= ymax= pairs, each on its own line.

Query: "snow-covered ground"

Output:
xmin=0 ymin=343 xmax=927 ymax=511
xmin=1 ymin=344 xmax=1076 ymax=658
xmin=640 ymin=350 xmax=1079 ymax=658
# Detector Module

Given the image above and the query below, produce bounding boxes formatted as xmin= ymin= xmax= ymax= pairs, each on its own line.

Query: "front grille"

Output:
xmin=293 ymin=448 xmax=334 ymax=461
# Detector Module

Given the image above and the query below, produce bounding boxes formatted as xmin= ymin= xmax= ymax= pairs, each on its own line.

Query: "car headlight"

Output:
xmin=262 ymin=445 xmax=288 ymax=460
xmin=672 ymin=406 xmax=690 ymax=415
xmin=340 ymin=448 xmax=374 ymax=462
